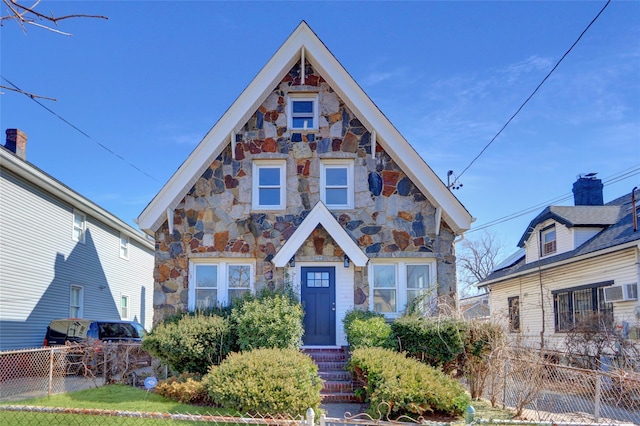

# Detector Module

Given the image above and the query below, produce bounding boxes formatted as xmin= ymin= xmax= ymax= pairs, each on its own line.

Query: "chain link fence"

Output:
xmin=479 ymin=356 xmax=639 ymax=425
xmin=0 ymin=343 xmax=152 ymax=402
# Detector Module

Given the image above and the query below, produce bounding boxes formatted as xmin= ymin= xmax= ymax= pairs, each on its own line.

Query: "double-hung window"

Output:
xmin=120 ymin=233 xmax=129 ymax=260
xmin=320 ymin=160 xmax=354 ymax=209
xmin=287 ymin=94 xmax=318 ymax=130
xmin=553 ymin=282 xmax=614 ymax=332
xmin=541 ymin=226 xmax=556 ymax=256
xmin=70 ymin=285 xmax=84 ymax=318
xmin=252 ymin=160 xmax=286 ymax=210
xmin=121 ymin=295 xmax=130 ymax=319
xmin=370 ymin=261 xmax=436 ymax=317
xmin=188 ymin=260 xmax=253 ymax=310
xmin=72 ymin=210 xmax=86 ymax=243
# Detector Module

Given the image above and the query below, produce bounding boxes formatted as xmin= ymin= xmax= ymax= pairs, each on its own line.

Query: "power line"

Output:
xmin=452 ymin=0 xmax=612 ymax=186
xmin=468 ymin=166 xmax=640 ymax=233
xmin=2 ymin=76 xmax=159 ymax=183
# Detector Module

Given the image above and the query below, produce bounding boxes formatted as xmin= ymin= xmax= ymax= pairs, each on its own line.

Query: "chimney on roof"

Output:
xmin=5 ymin=129 xmax=27 ymax=160
xmin=573 ymin=173 xmax=603 ymax=206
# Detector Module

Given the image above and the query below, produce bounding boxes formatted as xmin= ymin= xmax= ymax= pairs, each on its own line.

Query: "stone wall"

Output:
xmin=153 ymin=62 xmax=457 ymax=321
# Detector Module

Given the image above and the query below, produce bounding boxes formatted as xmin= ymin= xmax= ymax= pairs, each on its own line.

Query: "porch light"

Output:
xmin=343 ymin=255 xmax=350 ymax=268
xmin=289 ymin=256 xmax=295 ymax=267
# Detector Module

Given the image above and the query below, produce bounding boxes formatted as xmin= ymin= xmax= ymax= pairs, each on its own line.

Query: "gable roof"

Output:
xmin=517 ymin=205 xmax=622 ymax=247
xmin=272 ymin=201 xmax=368 ymax=267
xmin=137 ymin=21 xmax=472 ymax=236
xmin=481 ymin=192 xmax=640 ymax=286
xmin=1 ymin=146 xmax=154 ymax=249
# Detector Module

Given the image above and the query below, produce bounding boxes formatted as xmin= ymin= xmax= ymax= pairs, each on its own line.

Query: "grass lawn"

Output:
xmin=0 ymin=384 xmax=238 ymax=425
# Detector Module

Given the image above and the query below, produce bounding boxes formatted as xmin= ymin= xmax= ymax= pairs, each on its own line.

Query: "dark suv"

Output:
xmin=44 ymin=319 xmax=147 ymax=346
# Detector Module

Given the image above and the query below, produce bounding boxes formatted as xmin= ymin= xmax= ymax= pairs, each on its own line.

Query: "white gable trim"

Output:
xmin=137 ymin=21 xmax=473 ymax=235
xmin=272 ymin=202 xmax=368 ymax=268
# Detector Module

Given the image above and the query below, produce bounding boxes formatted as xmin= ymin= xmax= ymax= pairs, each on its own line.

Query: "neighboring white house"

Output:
xmin=480 ymin=175 xmax=640 ymax=351
xmin=0 ymin=129 xmax=155 ymax=351
xmin=137 ymin=22 xmax=473 ymax=347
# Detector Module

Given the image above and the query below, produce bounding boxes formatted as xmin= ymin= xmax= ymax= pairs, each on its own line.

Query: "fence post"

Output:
xmin=306 ymin=407 xmax=315 ymax=426
xmin=48 ymin=348 xmax=54 ymax=396
xmin=594 ymin=372 xmax=601 ymax=422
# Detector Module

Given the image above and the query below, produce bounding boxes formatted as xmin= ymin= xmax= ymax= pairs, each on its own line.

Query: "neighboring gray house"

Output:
xmin=137 ymin=22 xmax=473 ymax=347
xmin=0 ymin=129 xmax=154 ymax=351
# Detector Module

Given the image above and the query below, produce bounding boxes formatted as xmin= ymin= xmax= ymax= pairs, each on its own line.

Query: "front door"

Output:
xmin=301 ymin=267 xmax=336 ymax=345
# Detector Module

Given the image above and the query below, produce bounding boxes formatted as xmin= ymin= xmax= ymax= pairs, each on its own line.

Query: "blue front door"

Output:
xmin=301 ymin=267 xmax=336 ymax=346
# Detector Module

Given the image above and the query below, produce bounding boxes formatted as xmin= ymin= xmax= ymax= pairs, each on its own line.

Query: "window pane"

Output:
xmin=573 ymin=288 xmax=593 ymax=324
xmin=229 ymin=265 xmax=250 ymax=288
xmin=70 ymin=306 xmax=80 ymax=317
xmin=196 ymin=265 xmax=217 ymax=288
xmin=228 ymin=289 xmax=249 ymax=302
xmin=374 ymin=289 xmax=396 ymax=312
xmin=326 ymin=188 xmax=347 ymax=205
xmin=407 ymin=265 xmax=429 ymax=289
xmin=292 ymin=117 xmax=313 ymax=128
xmin=544 ymin=230 xmax=556 ymax=243
xmin=556 ymin=292 xmax=571 ymax=331
xmin=74 ymin=214 xmax=83 ymax=228
xmin=326 ymin=168 xmax=348 ymax=186
xmin=259 ymin=168 xmax=281 ymax=186
xmin=70 ymin=288 xmax=80 ymax=305
xmin=373 ymin=265 xmax=395 ymax=288
xmin=195 ymin=289 xmax=217 ymax=310
xmin=259 ymin=188 xmax=280 ymax=206
xmin=292 ymin=101 xmax=313 ymax=113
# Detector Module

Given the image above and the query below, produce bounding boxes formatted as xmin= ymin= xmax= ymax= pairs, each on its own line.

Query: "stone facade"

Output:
xmin=153 ymin=62 xmax=457 ymax=321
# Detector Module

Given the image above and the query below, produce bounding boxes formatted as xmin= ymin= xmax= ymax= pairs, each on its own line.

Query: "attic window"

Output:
xmin=287 ymin=94 xmax=318 ymax=130
xmin=541 ymin=226 xmax=556 ymax=256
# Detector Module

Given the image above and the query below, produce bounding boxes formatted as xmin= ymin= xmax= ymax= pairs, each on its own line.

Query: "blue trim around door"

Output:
xmin=301 ymin=267 xmax=336 ymax=345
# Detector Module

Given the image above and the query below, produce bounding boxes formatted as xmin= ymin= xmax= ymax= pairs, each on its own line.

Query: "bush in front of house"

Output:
xmin=391 ymin=315 xmax=466 ymax=372
xmin=155 ymin=372 xmax=211 ymax=405
xmin=231 ymin=294 xmax=304 ymax=351
xmin=343 ymin=310 xmax=395 ymax=349
xmin=204 ymin=348 xmax=323 ymax=415
xmin=142 ymin=313 xmax=232 ymax=375
xmin=347 ymin=347 xmax=470 ymax=418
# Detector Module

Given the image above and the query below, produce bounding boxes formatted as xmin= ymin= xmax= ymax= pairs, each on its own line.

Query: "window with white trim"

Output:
xmin=72 ymin=210 xmax=86 ymax=243
xmin=287 ymin=94 xmax=318 ymax=130
xmin=252 ymin=160 xmax=286 ymax=210
xmin=70 ymin=285 xmax=84 ymax=318
xmin=188 ymin=260 xmax=253 ymax=310
xmin=320 ymin=160 xmax=354 ymax=209
xmin=370 ymin=261 xmax=436 ymax=317
xmin=121 ymin=295 xmax=130 ymax=319
xmin=541 ymin=226 xmax=556 ymax=256
xmin=120 ymin=233 xmax=129 ymax=260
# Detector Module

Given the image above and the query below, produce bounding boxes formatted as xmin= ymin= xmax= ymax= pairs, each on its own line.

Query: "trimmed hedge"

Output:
xmin=204 ymin=348 xmax=323 ymax=415
xmin=343 ymin=310 xmax=395 ymax=349
xmin=231 ymin=294 xmax=304 ymax=351
xmin=141 ymin=313 xmax=232 ymax=374
xmin=348 ymin=347 xmax=470 ymax=418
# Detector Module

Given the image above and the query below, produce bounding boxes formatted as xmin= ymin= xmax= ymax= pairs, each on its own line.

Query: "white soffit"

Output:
xmin=272 ymin=201 xmax=368 ymax=267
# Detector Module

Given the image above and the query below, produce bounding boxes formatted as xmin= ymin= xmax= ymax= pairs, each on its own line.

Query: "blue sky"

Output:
xmin=1 ymin=1 xmax=639 ymax=255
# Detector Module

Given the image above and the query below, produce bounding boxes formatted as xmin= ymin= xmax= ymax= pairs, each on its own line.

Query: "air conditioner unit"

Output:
xmin=604 ymin=283 xmax=638 ymax=303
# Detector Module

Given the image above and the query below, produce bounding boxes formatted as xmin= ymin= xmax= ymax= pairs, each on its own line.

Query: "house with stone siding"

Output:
xmin=137 ymin=22 xmax=473 ymax=346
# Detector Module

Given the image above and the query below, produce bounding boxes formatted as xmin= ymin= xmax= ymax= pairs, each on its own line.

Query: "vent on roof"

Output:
xmin=603 ymin=283 xmax=638 ymax=303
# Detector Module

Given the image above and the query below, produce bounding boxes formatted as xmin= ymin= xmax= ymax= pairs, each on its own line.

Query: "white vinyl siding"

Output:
xmin=525 ymin=221 xmax=573 ymax=264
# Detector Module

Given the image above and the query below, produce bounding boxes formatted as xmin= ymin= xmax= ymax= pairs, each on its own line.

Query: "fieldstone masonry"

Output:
xmin=153 ymin=62 xmax=457 ymax=322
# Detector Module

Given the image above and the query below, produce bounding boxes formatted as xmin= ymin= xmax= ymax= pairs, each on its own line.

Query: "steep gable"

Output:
xmin=137 ymin=21 xmax=472 ymax=236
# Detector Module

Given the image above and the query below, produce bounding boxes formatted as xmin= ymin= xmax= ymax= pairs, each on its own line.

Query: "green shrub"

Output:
xmin=231 ymin=294 xmax=303 ymax=351
xmin=155 ymin=373 xmax=211 ymax=405
xmin=142 ymin=313 xmax=232 ymax=374
xmin=343 ymin=310 xmax=395 ymax=349
xmin=204 ymin=348 xmax=323 ymax=415
xmin=391 ymin=316 xmax=466 ymax=372
xmin=348 ymin=347 xmax=470 ymax=418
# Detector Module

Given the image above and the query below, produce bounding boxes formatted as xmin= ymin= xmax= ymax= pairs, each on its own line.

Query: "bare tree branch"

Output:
xmin=1 ymin=0 xmax=108 ymax=35
xmin=0 ymin=83 xmax=56 ymax=100
xmin=457 ymin=230 xmax=506 ymax=298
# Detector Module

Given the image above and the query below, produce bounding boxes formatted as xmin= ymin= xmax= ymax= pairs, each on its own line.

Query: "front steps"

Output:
xmin=303 ymin=347 xmax=363 ymax=403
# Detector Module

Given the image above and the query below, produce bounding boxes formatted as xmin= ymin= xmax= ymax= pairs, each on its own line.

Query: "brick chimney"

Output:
xmin=5 ymin=129 xmax=27 ymax=160
xmin=573 ymin=173 xmax=604 ymax=206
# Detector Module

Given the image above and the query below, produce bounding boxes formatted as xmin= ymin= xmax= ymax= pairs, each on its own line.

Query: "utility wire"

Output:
xmin=468 ymin=165 xmax=640 ymax=233
xmin=454 ymin=0 xmax=612 ymax=184
xmin=2 ymin=76 xmax=159 ymax=182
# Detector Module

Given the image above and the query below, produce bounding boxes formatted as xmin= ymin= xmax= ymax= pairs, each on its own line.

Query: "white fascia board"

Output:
xmin=272 ymin=201 xmax=368 ymax=267
xmin=1 ymin=149 xmax=154 ymax=250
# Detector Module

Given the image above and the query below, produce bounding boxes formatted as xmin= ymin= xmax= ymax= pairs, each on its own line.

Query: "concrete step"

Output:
xmin=321 ymin=392 xmax=364 ymax=403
